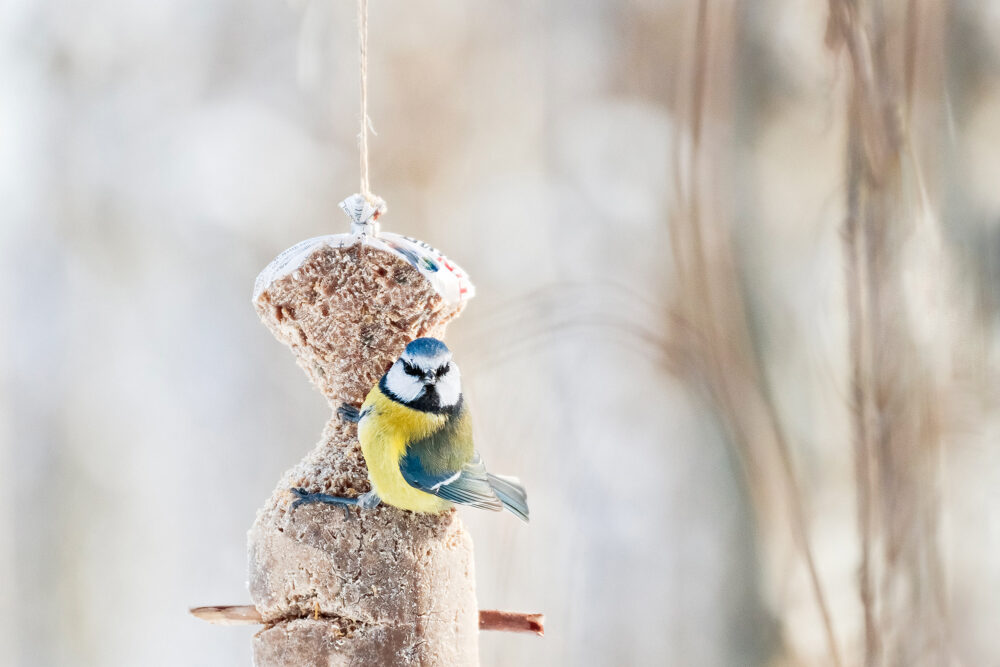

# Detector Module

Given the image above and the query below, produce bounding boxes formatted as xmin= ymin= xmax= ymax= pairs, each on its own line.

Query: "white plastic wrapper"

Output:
xmin=252 ymin=195 xmax=475 ymax=306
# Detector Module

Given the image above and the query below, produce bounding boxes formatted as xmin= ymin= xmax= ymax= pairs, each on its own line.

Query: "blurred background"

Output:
xmin=3 ymin=0 xmax=1000 ymax=665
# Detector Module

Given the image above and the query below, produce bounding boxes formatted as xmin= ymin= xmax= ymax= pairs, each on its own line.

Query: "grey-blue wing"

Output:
xmin=398 ymin=404 xmax=529 ymax=521
xmin=399 ymin=450 xmax=503 ymax=512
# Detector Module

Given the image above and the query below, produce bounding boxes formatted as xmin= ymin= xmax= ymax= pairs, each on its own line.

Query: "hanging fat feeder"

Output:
xmin=191 ymin=196 xmax=542 ymax=664
xmin=247 ymin=197 xmax=478 ymax=665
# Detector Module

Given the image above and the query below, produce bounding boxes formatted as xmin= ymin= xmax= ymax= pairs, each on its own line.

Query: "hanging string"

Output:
xmin=341 ymin=0 xmax=385 ymax=232
xmin=357 ymin=0 xmax=384 ymax=212
xmin=358 ymin=0 xmax=371 ymax=199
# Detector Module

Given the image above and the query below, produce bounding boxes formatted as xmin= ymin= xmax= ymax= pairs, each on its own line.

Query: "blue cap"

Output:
xmin=404 ymin=337 xmax=451 ymax=359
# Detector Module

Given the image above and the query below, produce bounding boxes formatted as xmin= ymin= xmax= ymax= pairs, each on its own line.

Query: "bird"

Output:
xmin=290 ymin=337 xmax=529 ymax=522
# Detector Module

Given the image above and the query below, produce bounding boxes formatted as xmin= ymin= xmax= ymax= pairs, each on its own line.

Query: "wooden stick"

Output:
xmin=191 ymin=605 xmax=544 ymax=636
xmin=190 ymin=605 xmax=263 ymax=626
xmin=478 ymin=610 xmax=544 ymax=636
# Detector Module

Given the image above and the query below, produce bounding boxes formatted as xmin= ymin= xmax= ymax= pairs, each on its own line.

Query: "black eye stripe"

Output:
xmin=436 ymin=363 xmax=450 ymax=377
xmin=402 ymin=361 xmax=421 ymax=376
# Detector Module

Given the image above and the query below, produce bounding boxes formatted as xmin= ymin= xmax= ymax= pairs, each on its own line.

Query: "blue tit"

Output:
xmin=291 ymin=337 xmax=529 ymax=522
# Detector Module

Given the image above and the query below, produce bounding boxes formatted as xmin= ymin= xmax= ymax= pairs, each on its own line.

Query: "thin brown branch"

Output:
xmin=190 ymin=605 xmax=263 ymax=626
xmin=190 ymin=605 xmax=545 ymax=636
xmin=844 ymin=94 xmax=880 ymax=667
xmin=903 ymin=0 xmax=920 ymax=121
xmin=478 ymin=610 xmax=545 ymax=636
xmin=689 ymin=0 xmax=710 ymax=153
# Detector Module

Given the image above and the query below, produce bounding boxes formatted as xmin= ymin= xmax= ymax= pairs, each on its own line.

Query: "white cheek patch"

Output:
xmin=435 ymin=366 xmax=462 ymax=408
xmin=384 ymin=363 xmax=424 ymax=402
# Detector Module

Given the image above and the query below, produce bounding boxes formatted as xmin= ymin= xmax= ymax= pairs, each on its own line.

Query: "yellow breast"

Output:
xmin=357 ymin=386 xmax=452 ymax=513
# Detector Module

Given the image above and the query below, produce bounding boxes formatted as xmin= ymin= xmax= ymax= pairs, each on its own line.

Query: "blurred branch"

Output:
xmin=828 ymin=0 xmax=954 ymax=664
xmin=666 ymin=1 xmax=842 ymax=665
xmin=844 ymin=93 xmax=879 ymax=665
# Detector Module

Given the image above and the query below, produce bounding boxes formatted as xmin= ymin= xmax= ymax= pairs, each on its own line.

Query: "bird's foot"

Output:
xmin=290 ymin=487 xmax=358 ymax=519
xmin=289 ymin=488 xmax=381 ymax=519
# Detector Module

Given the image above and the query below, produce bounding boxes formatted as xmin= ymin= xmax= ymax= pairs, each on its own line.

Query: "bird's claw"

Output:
xmin=357 ymin=490 xmax=381 ymax=510
xmin=289 ymin=487 xmax=311 ymax=511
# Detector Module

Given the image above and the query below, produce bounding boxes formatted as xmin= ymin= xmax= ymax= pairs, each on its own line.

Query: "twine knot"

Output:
xmin=340 ymin=193 xmax=387 ymax=236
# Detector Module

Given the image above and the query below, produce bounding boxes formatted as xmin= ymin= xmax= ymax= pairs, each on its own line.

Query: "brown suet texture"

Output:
xmin=248 ymin=242 xmax=478 ymax=666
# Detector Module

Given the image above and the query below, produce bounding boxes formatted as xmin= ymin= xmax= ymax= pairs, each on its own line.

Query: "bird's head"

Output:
xmin=383 ymin=337 xmax=462 ymax=412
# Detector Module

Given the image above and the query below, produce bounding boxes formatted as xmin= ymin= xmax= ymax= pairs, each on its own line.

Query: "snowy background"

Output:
xmin=3 ymin=1 xmax=1000 ymax=665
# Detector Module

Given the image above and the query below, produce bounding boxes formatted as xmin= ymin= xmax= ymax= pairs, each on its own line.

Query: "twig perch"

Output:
xmin=190 ymin=606 xmax=544 ymax=636
xmin=190 ymin=605 xmax=264 ymax=626
xmin=477 ymin=610 xmax=545 ymax=636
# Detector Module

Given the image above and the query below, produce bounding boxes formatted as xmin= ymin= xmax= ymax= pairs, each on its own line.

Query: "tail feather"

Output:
xmin=487 ymin=473 xmax=529 ymax=522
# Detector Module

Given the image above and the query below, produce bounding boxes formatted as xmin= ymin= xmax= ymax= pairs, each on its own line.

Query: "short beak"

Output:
xmin=423 ymin=373 xmax=437 ymax=385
